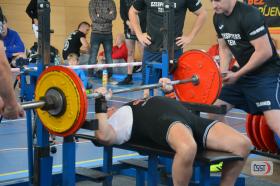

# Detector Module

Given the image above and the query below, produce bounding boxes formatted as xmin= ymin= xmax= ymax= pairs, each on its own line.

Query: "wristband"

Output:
xmin=95 ymin=96 xmax=107 ymax=113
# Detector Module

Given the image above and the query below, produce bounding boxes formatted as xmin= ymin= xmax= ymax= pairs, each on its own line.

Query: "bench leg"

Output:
xmin=234 ymin=175 xmax=245 ymax=186
xmin=147 ymin=155 xmax=159 ymax=186
xmin=62 ymin=138 xmax=75 ymax=186
xmin=136 ymin=169 xmax=145 ymax=186
xmin=102 ymin=146 xmax=113 ymax=186
xmin=198 ymin=163 xmax=210 ymax=186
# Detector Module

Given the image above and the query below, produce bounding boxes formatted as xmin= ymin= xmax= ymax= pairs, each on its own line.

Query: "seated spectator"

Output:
xmin=28 ymin=42 xmax=61 ymax=65
xmin=67 ymin=53 xmax=91 ymax=89
xmin=63 ymin=22 xmax=91 ymax=65
xmin=207 ymin=43 xmax=239 ymax=72
xmin=1 ymin=16 xmax=25 ymax=66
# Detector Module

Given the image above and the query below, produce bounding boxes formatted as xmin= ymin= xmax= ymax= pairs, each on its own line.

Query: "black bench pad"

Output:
xmin=76 ymin=167 xmax=110 ymax=182
xmin=75 ymin=134 xmax=243 ymax=164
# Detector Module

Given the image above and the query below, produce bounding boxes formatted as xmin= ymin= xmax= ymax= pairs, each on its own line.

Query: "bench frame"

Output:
xmin=75 ymin=134 xmax=245 ymax=186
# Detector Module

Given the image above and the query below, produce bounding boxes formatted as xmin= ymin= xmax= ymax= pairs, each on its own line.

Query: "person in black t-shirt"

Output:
xmin=93 ymin=78 xmax=251 ymax=186
xmin=62 ymin=22 xmax=90 ymax=64
xmin=0 ymin=7 xmax=24 ymax=119
xmin=129 ymin=0 xmax=207 ymax=87
xmin=26 ymin=0 xmax=38 ymax=38
xmin=209 ymin=0 xmax=280 ymax=138
xmin=117 ymin=0 xmax=147 ymax=85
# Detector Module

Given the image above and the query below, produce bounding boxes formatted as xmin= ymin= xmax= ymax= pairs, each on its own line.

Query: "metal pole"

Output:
xmin=21 ymin=100 xmax=46 ymax=110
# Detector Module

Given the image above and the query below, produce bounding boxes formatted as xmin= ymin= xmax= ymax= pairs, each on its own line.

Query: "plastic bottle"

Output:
xmin=102 ymin=69 xmax=108 ymax=87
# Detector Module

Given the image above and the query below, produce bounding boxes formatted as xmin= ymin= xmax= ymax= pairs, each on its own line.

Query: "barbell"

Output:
xmin=19 ymin=50 xmax=222 ymax=137
xmin=23 ymin=76 xmax=198 ymax=110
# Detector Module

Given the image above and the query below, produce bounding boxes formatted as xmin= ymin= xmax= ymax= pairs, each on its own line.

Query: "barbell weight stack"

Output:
xmin=20 ymin=50 xmax=222 ymax=137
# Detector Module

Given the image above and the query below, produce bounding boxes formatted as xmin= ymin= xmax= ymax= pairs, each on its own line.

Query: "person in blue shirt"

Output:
xmin=67 ymin=53 xmax=90 ymax=89
xmin=1 ymin=16 xmax=25 ymax=65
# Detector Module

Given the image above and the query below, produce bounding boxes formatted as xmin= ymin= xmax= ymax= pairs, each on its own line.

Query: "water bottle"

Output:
xmin=102 ymin=69 xmax=108 ymax=87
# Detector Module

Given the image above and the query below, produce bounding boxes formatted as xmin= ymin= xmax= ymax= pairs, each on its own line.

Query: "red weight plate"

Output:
xmin=259 ymin=116 xmax=278 ymax=153
xmin=245 ymin=114 xmax=256 ymax=147
xmin=252 ymin=115 xmax=268 ymax=151
xmin=37 ymin=66 xmax=88 ymax=137
xmin=173 ymin=50 xmax=222 ymax=104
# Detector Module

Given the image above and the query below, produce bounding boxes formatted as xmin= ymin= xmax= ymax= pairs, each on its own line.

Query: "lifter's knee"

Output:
xmin=168 ymin=123 xmax=197 ymax=163
xmin=231 ymin=136 xmax=252 ymax=158
xmin=175 ymin=141 xmax=197 ymax=164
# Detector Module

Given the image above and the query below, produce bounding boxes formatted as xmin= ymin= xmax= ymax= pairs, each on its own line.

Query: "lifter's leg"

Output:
xmin=167 ymin=123 xmax=197 ymax=186
xmin=206 ymin=122 xmax=252 ymax=186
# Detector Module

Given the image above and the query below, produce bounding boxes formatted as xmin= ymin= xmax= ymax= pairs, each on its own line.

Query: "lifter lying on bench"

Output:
xmin=94 ymin=78 xmax=252 ymax=186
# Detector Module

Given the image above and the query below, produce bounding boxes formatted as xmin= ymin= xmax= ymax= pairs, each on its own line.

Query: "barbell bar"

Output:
xmin=87 ymin=75 xmax=199 ymax=99
xmin=21 ymin=100 xmax=46 ymax=110
xmin=21 ymin=75 xmax=199 ymax=110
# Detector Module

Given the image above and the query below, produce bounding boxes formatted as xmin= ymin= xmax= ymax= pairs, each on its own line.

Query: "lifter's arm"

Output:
xmin=94 ymin=87 xmax=117 ymax=146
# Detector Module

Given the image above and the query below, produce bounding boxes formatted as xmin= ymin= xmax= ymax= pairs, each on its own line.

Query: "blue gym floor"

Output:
xmin=0 ymin=73 xmax=279 ymax=185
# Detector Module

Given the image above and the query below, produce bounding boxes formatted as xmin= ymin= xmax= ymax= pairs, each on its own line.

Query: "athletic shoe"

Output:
xmin=117 ymin=76 xmax=133 ymax=85
xmin=135 ymin=66 xmax=142 ymax=73
xmin=210 ymin=162 xmax=223 ymax=172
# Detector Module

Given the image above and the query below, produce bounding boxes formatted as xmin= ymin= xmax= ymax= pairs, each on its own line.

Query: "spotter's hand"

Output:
xmin=176 ymin=35 xmax=193 ymax=49
xmin=138 ymin=33 xmax=152 ymax=47
xmin=222 ymin=71 xmax=239 ymax=85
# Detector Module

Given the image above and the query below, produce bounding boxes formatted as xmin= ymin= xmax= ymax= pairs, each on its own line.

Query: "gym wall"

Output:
xmin=0 ymin=0 xmax=279 ymax=60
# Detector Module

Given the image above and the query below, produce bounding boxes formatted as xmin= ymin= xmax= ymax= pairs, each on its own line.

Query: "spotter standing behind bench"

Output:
xmin=94 ymin=78 xmax=252 ymax=186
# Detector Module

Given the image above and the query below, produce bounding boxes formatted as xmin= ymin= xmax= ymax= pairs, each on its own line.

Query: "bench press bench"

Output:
xmin=75 ymin=134 xmax=245 ymax=186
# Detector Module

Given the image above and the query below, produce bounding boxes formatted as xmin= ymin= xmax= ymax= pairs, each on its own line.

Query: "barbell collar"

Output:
xmin=21 ymin=88 xmax=66 ymax=116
